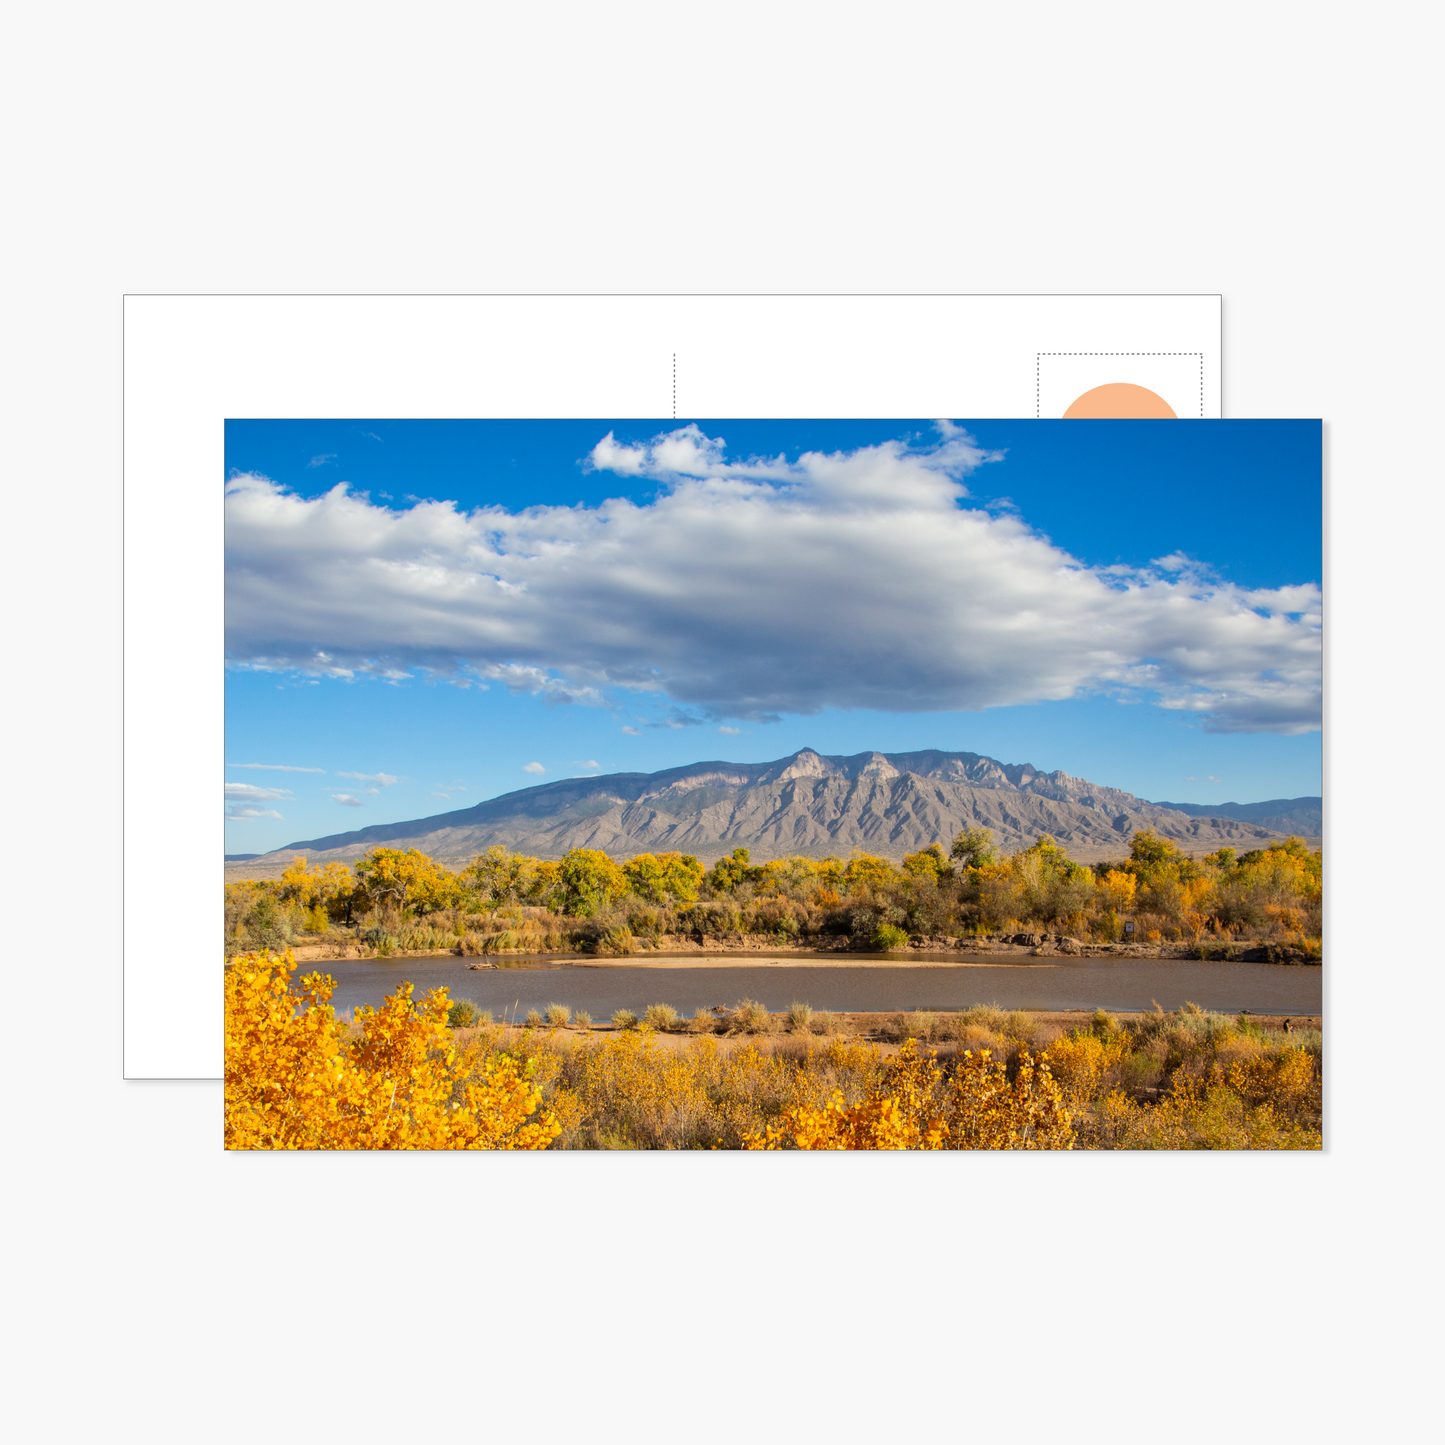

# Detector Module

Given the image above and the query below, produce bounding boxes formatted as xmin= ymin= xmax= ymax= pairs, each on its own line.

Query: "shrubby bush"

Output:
xmin=447 ymin=999 xmax=481 ymax=1029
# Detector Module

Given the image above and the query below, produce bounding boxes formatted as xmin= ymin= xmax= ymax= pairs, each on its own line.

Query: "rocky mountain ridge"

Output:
xmin=226 ymin=748 xmax=1314 ymax=879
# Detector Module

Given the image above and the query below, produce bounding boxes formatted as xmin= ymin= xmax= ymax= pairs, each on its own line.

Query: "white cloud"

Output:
xmin=308 ymin=454 xmax=337 ymax=468
xmin=224 ymin=426 xmax=1321 ymax=735
xmin=336 ymin=770 xmax=398 ymax=786
xmin=718 ymin=725 xmax=741 ymax=735
xmin=224 ymin=782 xmax=292 ymax=802
xmin=522 ymin=762 xmax=545 ymax=775
xmin=331 ymin=793 xmax=365 ymax=806
xmin=227 ymin=762 xmax=325 ymax=772
xmin=621 ymin=726 xmax=640 ymax=736
xmin=225 ymin=804 xmax=283 ymax=820
xmin=574 ymin=760 xmax=601 ymax=769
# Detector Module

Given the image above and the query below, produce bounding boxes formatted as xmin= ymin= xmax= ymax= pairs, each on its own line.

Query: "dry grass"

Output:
xmin=451 ymin=1002 xmax=1321 ymax=1150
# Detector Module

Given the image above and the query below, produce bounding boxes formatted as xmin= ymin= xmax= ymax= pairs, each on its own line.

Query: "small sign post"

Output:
xmin=1124 ymin=920 xmax=1135 ymax=935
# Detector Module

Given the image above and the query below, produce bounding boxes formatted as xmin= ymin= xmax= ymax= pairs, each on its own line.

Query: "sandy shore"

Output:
xmin=490 ymin=954 xmax=1085 ymax=970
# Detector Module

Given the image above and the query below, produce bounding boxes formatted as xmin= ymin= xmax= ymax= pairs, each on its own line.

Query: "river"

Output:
xmin=305 ymin=953 xmax=1323 ymax=1020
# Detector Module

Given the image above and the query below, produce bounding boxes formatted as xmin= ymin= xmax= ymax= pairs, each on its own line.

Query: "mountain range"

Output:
xmin=225 ymin=749 xmax=1319 ymax=878
xmin=1151 ymin=797 xmax=1321 ymax=837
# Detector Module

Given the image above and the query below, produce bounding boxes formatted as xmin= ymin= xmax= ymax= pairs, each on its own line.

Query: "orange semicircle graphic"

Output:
xmin=1063 ymin=382 xmax=1178 ymax=419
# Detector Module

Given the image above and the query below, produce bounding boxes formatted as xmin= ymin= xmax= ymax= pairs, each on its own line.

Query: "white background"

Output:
xmin=6 ymin=3 xmax=1440 ymax=1442
xmin=123 ymin=292 xmax=1220 ymax=1080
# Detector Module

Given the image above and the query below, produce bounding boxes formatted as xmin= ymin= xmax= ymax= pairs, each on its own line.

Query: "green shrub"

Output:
xmin=880 ymin=1011 xmax=939 ymax=1042
xmin=642 ymin=1003 xmax=680 ymax=1031
xmin=726 ymin=998 xmax=774 ymax=1034
xmin=572 ymin=1010 xmax=592 ymax=1029
xmin=787 ymin=1001 xmax=813 ymax=1033
xmin=523 ymin=1008 xmax=544 ymax=1029
xmin=446 ymin=999 xmax=481 ymax=1029
xmin=611 ymin=1008 xmax=638 ymax=1030
xmin=872 ymin=923 xmax=909 ymax=951
xmin=544 ymin=1003 xmax=571 ymax=1027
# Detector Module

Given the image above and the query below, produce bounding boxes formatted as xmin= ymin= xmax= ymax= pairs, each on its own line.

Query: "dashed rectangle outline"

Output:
xmin=1036 ymin=351 xmax=1205 ymax=418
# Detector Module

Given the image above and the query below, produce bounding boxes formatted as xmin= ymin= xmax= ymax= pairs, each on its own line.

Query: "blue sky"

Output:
xmin=225 ymin=419 xmax=1321 ymax=853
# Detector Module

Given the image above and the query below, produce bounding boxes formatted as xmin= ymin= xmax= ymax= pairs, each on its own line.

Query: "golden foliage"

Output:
xmin=1045 ymin=1031 xmax=1134 ymax=1102
xmin=1096 ymin=870 xmax=1137 ymax=913
xmin=745 ymin=1039 xmax=1075 ymax=1150
xmin=224 ymin=950 xmax=559 ymax=1150
xmin=1095 ymin=1076 xmax=1321 ymax=1150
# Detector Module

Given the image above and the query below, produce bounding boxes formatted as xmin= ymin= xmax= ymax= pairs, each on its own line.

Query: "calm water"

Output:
xmin=309 ymin=953 xmax=1323 ymax=1019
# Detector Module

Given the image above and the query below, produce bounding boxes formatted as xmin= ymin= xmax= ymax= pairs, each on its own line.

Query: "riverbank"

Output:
xmin=284 ymin=929 xmax=1320 ymax=967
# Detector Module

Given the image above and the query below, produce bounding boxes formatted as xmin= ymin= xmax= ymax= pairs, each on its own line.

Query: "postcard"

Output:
xmin=217 ymin=415 xmax=1320 ymax=1149
xmin=125 ymin=293 xmax=1223 ymax=1079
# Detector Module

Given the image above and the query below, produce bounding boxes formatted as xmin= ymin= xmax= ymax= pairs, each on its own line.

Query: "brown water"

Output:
xmin=310 ymin=953 xmax=1323 ymax=1020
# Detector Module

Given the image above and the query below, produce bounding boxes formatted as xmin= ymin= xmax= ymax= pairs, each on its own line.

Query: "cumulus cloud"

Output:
xmin=336 ymin=770 xmax=399 ymax=786
xmin=331 ymin=793 xmax=365 ymax=806
xmin=718 ymin=725 xmax=741 ymax=735
xmin=224 ymin=782 xmax=292 ymax=802
xmin=523 ymin=762 xmax=545 ymax=775
xmin=226 ymin=803 xmax=283 ymax=820
xmin=224 ymin=425 xmax=1321 ymax=734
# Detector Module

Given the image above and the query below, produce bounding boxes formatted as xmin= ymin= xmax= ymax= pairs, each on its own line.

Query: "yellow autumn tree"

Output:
xmin=900 ymin=844 xmax=951 ymax=883
xmin=622 ymin=851 xmax=706 ymax=905
xmin=843 ymin=852 xmax=900 ymax=892
xmin=353 ymin=847 xmax=464 ymax=920
xmin=224 ymin=950 xmax=559 ymax=1150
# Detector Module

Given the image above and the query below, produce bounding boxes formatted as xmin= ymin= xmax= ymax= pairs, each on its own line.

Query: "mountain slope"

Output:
xmin=1150 ymin=797 xmax=1321 ymax=837
xmin=230 ymin=749 xmax=1298 ymax=876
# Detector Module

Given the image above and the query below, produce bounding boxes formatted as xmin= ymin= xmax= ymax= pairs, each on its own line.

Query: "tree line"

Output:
xmin=225 ymin=826 xmax=1321 ymax=958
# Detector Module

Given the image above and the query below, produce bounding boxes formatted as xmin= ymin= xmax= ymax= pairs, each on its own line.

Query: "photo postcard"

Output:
xmin=222 ymin=415 xmax=1321 ymax=1150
